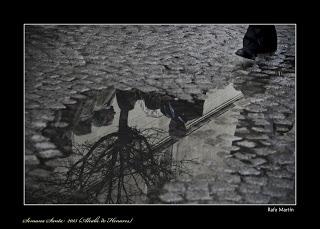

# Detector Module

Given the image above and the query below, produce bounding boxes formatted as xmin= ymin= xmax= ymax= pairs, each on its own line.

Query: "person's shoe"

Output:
xmin=235 ymin=48 xmax=256 ymax=60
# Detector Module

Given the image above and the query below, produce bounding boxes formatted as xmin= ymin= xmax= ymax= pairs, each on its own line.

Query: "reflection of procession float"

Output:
xmin=65 ymin=85 xmax=242 ymax=204
xmin=36 ymin=84 xmax=242 ymax=204
xmin=66 ymin=87 xmax=207 ymax=203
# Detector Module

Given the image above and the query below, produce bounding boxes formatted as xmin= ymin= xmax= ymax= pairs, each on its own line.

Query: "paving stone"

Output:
xmin=61 ymin=97 xmax=78 ymax=105
xmin=267 ymin=170 xmax=293 ymax=179
xmin=217 ymin=173 xmax=241 ymax=184
xmin=31 ymin=121 xmax=47 ymax=129
xmin=186 ymin=189 xmax=211 ymax=201
xmin=257 ymin=163 xmax=281 ymax=171
xmin=251 ymin=127 xmax=271 ymax=133
xmin=253 ymin=119 xmax=270 ymax=126
xmin=25 ymin=155 xmax=40 ymax=165
xmin=238 ymin=167 xmax=261 ymax=176
xmin=159 ymin=192 xmax=184 ymax=203
xmin=53 ymin=166 xmax=69 ymax=174
xmin=216 ymin=191 xmax=242 ymax=202
xmin=253 ymin=148 xmax=277 ymax=156
xmin=163 ymin=182 xmax=186 ymax=194
xmin=225 ymin=158 xmax=248 ymax=169
xmin=187 ymin=180 xmax=210 ymax=191
xmin=244 ymin=176 xmax=268 ymax=186
xmin=234 ymin=152 xmax=256 ymax=160
xmin=40 ymin=113 xmax=55 ymax=121
xmin=45 ymin=158 xmax=72 ymax=167
xmin=259 ymin=140 xmax=272 ymax=146
xmin=70 ymin=93 xmax=87 ymax=100
xmin=25 ymin=149 xmax=34 ymax=155
xmin=244 ymin=193 xmax=271 ymax=204
xmin=262 ymin=185 xmax=289 ymax=198
xmin=275 ymin=126 xmax=292 ymax=133
xmin=247 ymin=113 xmax=265 ymax=119
xmin=270 ymin=113 xmax=286 ymax=120
xmin=28 ymin=169 xmax=52 ymax=178
xmin=27 ymin=103 xmax=41 ymax=109
xmin=286 ymin=164 xmax=295 ymax=173
xmin=47 ymin=103 xmax=67 ymax=109
xmin=273 ymin=119 xmax=293 ymax=126
xmin=53 ymin=122 xmax=69 ymax=128
xmin=245 ymin=134 xmax=270 ymax=140
xmin=37 ymin=149 xmax=63 ymax=159
xmin=31 ymin=134 xmax=49 ymax=142
xmin=209 ymin=181 xmax=237 ymax=194
xmin=239 ymin=183 xmax=261 ymax=194
xmin=269 ymin=152 xmax=294 ymax=165
xmin=268 ymin=177 xmax=294 ymax=189
xmin=193 ymin=174 xmax=216 ymax=182
xmin=235 ymin=140 xmax=257 ymax=148
xmin=235 ymin=127 xmax=250 ymax=134
xmin=244 ymin=104 xmax=267 ymax=113
xmin=35 ymin=142 xmax=57 ymax=150
xmin=249 ymin=158 xmax=267 ymax=166
xmin=217 ymin=151 xmax=233 ymax=159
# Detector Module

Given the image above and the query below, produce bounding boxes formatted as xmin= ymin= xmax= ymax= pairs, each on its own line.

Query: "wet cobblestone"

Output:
xmin=24 ymin=25 xmax=295 ymax=204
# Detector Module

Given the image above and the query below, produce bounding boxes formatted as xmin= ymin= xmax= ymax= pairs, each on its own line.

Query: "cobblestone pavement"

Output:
xmin=24 ymin=24 xmax=295 ymax=204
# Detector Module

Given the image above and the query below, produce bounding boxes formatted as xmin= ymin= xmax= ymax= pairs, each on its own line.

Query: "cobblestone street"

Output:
xmin=24 ymin=24 xmax=295 ymax=204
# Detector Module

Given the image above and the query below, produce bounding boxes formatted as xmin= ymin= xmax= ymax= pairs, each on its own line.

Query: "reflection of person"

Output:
xmin=235 ymin=25 xmax=277 ymax=60
xmin=69 ymin=88 xmax=203 ymax=204
xmin=73 ymin=118 xmax=92 ymax=136
xmin=73 ymin=87 xmax=116 ymax=135
xmin=116 ymin=89 xmax=204 ymax=138
xmin=93 ymin=87 xmax=116 ymax=111
xmin=92 ymin=107 xmax=116 ymax=127
xmin=92 ymin=87 xmax=116 ymax=127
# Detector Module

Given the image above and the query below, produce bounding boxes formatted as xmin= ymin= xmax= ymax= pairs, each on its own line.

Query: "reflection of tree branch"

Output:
xmin=117 ymin=150 xmax=124 ymax=203
xmin=130 ymin=173 xmax=144 ymax=194
xmin=122 ymin=177 xmax=130 ymax=203
xmin=29 ymin=125 xmax=199 ymax=204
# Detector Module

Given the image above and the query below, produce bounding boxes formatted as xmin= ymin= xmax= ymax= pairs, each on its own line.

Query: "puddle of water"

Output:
xmin=72 ymin=84 xmax=241 ymax=148
xmin=39 ymin=83 xmax=243 ymax=204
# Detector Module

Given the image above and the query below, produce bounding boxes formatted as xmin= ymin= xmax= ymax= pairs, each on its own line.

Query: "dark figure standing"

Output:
xmin=235 ymin=25 xmax=277 ymax=60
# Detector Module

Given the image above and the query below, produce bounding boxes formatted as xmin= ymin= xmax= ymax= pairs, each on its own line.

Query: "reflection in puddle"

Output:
xmin=40 ymin=84 xmax=242 ymax=204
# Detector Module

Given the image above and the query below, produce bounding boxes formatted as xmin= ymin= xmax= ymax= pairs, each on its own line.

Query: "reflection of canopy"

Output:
xmin=116 ymin=88 xmax=205 ymax=137
xmin=63 ymin=88 xmax=209 ymax=203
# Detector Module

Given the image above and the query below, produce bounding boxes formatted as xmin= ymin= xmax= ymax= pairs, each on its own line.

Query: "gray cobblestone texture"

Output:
xmin=24 ymin=24 xmax=295 ymax=204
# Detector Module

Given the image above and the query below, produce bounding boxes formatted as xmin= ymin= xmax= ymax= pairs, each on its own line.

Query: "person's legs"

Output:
xmin=169 ymin=119 xmax=187 ymax=138
xmin=256 ymin=25 xmax=277 ymax=53
xmin=236 ymin=25 xmax=277 ymax=60
xmin=235 ymin=25 xmax=260 ymax=60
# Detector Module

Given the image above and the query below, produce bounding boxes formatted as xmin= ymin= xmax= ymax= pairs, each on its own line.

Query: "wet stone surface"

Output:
xmin=25 ymin=25 xmax=295 ymax=204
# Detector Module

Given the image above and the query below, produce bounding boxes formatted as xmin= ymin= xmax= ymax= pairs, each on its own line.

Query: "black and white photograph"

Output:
xmin=23 ymin=24 xmax=296 ymax=206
